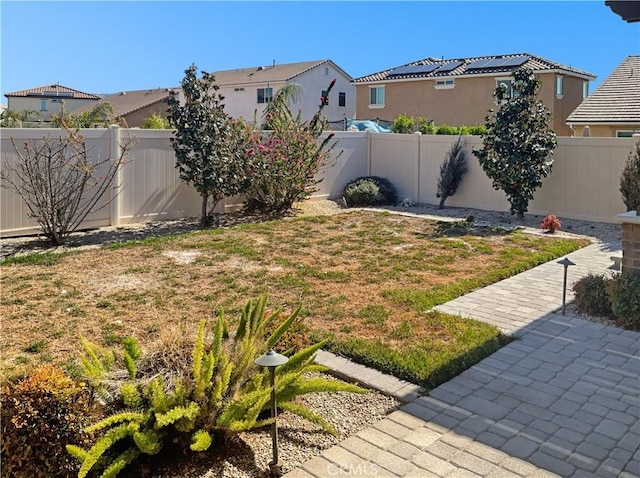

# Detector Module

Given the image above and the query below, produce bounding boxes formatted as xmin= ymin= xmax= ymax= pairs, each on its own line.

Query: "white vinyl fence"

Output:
xmin=0 ymin=127 xmax=635 ymax=238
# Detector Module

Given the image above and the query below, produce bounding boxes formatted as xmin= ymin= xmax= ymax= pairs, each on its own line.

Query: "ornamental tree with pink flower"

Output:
xmin=243 ymin=80 xmax=340 ymax=213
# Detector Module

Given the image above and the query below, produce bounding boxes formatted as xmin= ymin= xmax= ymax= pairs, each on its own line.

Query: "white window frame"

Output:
xmin=257 ymin=87 xmax=273 ymax=104
xmin=496 ymin=78 xmax=513 ymax=99
xmin=338 ymin=91 xmax=346 ymax=107
xmin=582 ymin=81 xmax=589 ymax=99
xmin=616 ymin=130 xmax=637 ymax=138
xmin=368 ymin=85 xmax=385 ymax=109
xmin=434 ymin=79 xmax=455 ymax=90
xmin=556 ymin=75 xmax=563 ymax=99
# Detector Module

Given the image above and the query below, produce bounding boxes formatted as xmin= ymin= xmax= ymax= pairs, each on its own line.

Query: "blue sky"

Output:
xmin=1 ymin=1 xmax=638 ymax=101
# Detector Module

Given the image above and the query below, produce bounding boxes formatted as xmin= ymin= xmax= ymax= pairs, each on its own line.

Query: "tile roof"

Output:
xmin=567 ymin=55 xmax=640 ymax=124
xmin=353 ymin=53 xmax=595 ymax=83
xmin=71 ymin=88 xmax=177 ymax=117
xmin=213 ymin=60 xmax=351 ymax=86
xmin=4 ymin=84 xmax=101 ymax=100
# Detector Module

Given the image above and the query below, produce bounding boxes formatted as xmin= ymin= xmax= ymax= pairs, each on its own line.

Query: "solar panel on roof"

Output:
xmin=388 ymin=66 xmax=414 ymax=76
xmin=502 ymin=56 xmax=529 ymax=67
xmin=411 ymin=64 xmax=440 ymax=74
xmin=466 ymin=59 xmax=492 ymax=70
xmin=437 ymin=61 xmax=463 ymax=73
xmin=484 ymin=58 xmax=507 ymax=68
xmin=388 ymin=64 xmax=439 ymax=76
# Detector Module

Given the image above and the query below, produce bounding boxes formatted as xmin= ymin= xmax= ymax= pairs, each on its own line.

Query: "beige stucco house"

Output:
xmin=71 ymin=88 xmax=177 ymax=127
xmin=353 ymin=53 xmax=595 ymax=136
xmin=566 ymin=55 xmax=640 ymax=138
xmin=4 ymin=84 xmax=100 ymax=122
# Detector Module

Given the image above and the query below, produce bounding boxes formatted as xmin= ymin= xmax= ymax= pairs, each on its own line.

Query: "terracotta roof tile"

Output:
xmin=567 ymin=55 xmax=640 ymax=124
xmin=4 ymin=84 xmax=100 ymax=100
xmin=353 ymin=53 xmax=595 ymax=83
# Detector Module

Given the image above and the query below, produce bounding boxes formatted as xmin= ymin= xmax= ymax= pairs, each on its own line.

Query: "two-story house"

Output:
xmin=4 ymin=84 xmax=101 ymax=123
xmin=353 ymin=53 xmax=596 ymax=136
xmin=213 ymin=59 xmax=355 ymax=126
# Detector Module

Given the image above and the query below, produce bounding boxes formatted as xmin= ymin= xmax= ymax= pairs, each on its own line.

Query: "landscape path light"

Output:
xmin=254 ymin=349 xmax=289 ymax=477
xmin=557 ymin=257 xmax=576 ymax=315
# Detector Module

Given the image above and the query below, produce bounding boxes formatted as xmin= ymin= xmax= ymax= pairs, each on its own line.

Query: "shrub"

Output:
xmin=141 ymin=112 xmax=170 ymax=129
xmin=541 ymin=214 xmax=562 ymax=233
xmin=606 ymin=272 xmax=640 ymax=330
xmin=1 ymin=364 xmax=97 ymax=478
xmin=436 ymin=136 xmax=469 ymax=208
xmin=391 ymin=114 xmax=415 ymax=134
xmin=435 ymin=124 xmax=458 ymax=135
xmin=620 ymin=140 xmax=640 ymax=211
xmin=1 ymin=127 xmax=136 ymax=245
xmin=343 ymin=176 xmax=397 ymax=207
xmin=243 ymin=81 xmax=340 ymax=214
xmin=571 ymin=273 xmax=612 ymax=317
xmin=419 ymin=122 xmax=436 ymax=135
xmin=69 ymin=296 xmax=366 ymax=477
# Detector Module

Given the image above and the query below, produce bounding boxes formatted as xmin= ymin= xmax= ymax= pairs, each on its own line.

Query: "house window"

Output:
xmin=435 ymin=79 xmax=455 ymax=89
xmin=338 ymin=92 xmax=346 ymax=107
xmin=496 ymin=79 xmax=513 ymax=98
xmin=556 ymin=76 xmax=563 ymax=98
xmin=321 ymin=90 xmax=329 ymax=106
xmin=257 ymin=87 xmax=273 ymax=104
xmin=582 ymin=81 xmax=589 ymax=99
xmin=616 ymin=131 xmax=636 ymax=138
xmin=325 ymin=67 xmax=329 ymax=76
xmin=40 ymin=99 xmax=48 ymax=111
xmin=369 ymin=86 xmax=385 ymax=107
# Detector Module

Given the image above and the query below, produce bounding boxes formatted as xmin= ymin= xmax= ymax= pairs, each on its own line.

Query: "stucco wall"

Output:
xmin=219 ymin=64 xmax=355 ymax=125
xmin=356 ymin=72 xmax=588 ymax=135
xmin=571 ymin=124 xmax=640 ymax=138
xmin=6 ymin=97 xmax=99 ymax=121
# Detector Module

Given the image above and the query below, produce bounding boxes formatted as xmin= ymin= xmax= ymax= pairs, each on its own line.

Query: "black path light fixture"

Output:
xmin=254 ymin=349 xmax=289 ymax=477
xmin=557 ymin=257 xmax=576 ymax=315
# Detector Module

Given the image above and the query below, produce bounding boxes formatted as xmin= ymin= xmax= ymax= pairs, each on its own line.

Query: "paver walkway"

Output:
xmin=284 ymin=241 xmax=640 ymax=478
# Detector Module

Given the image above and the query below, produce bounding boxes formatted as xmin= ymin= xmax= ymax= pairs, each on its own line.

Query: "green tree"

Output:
xmin=620 ymin=140 xmax=640 ymax=211
xmin=141 ymin=112 xmax=170 ymax=129
xmin=167 ymin=65 xmax=251 ymax=226
xmin=473 ymin=67 xmax=557 ymax=217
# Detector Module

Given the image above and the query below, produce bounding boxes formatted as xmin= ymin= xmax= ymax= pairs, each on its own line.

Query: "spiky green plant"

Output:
xmin=68 ymin=295 xmax=366 ymax=476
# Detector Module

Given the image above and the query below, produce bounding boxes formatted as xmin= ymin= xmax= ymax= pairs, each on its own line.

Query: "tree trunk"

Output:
xmin=439 ymin=196 xmax=446 ymax=209
xmin=201 ymin=194 xmax=209 ymax=226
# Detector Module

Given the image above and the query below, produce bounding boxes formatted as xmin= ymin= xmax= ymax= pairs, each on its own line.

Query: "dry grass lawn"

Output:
xmin=1 ymin=210 xmax=588 ymax=379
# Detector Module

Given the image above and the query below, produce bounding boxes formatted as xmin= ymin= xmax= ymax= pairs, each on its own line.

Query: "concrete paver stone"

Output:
xmin=284 ymin=241 xmax=639 ymax=478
